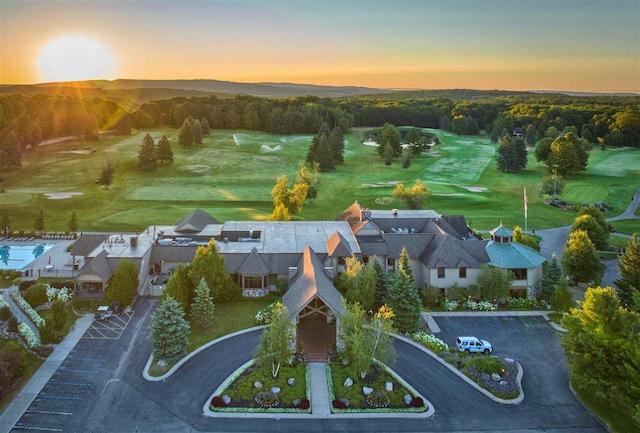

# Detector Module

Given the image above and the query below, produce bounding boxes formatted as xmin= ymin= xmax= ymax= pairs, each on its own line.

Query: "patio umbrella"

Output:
xmin=48 ymin=256 xmax=51 ymax=265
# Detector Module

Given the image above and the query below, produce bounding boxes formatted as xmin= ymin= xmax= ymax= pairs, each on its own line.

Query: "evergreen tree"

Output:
xmin=439 ymin=115 xmax=451 ymax=132
xmin=383 ymin=144 xmax=393 ymax=166
xmin=405 ymin=128 xmax=421 ymax=147
xmin=152 ymin=296 xmax=190 ymax=364
xmin=190 ymin=277 xmax=215 ymax=331
xmin=550 ymin=279 xmax=575 ymax=312
xmin=398 ymin=247 xmax=414 ymax=284
xmin=328 ymin=126 xmax=344 ymax=164
xmin=67 ymin=211 xmax=79 ymax=232
xmin=490 ymin=126 xmax=501 ymax=143
xmin=189 ymin=239 xmax=239 ymax=302
xmin=386 ymin=269 xmax=421 ymax=334
xmin=377 ymin=123 xmax=402 ymax=157
xmin=525 ymin=124 xmax=536 ymax=146
xmin=191 ymin=119 xmax=203 ymax=145
xmin=562 ymin=230 xmax=603 ymax=283
xmin=466 ymin=116 xmax=480 ymax=135
xmin=451 ymin=115 xmax=468 ymax=136
xmin=615 ymin=234 xmax=640 ymax=311
xmin=497 ymin=135 xmax=527 ymax=172
xmin=306 ymin=135 xmax=320 ymax=165
xmin=163 ymin=264 xmax=193 ymax=313
xmin=255 ymin=302 xmax=294 ymax=377
xmin=137 ymin=133 xmax=158 ymax=171
xmin=178 ymin=119 xmax=194 ymax=148
xmin=572 ymin=214 xmax=609 ymax=251
xmin=316 ymin=134 xmax=335 ymax=171
xmin=0 ymin=209 xmax=9 ymax=236
xmin=200 ymin=117 xmax=210 ymax=135
xmin=114 ymin=113 xmax=132 ymax=135
xmin=105 ymin=259 xmax=139 ymax=306
xmin=33 ymin=209 xmax=44 ymax=231
xmin=541 ymin=254 xmax=563 ymax=301
xmin=156 ymin=135 xmax=174 ymax=166
xmin=371 ymin=258 xmax=388 ymax=311
xmin=1 ymin=130 xmax=22 ymax=167
xmin=402 ymin=148 xmax=412 ymax=169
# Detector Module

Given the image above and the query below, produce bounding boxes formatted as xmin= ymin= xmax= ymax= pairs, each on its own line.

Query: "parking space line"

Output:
xmin=56 ymin=368 xmax=97 ymax=374
xmin=47 ymin=381 xmax=89 ymax=386
xmin=25 ymin=410 xmax=73 ymax=416
xmin=13 ymin=426 xmax=64 ymax=432
xmin=37 ymin=395 xmax=83 ymax=401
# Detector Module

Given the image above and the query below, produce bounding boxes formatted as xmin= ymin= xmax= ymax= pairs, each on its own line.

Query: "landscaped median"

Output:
xmin=396 ymin=333 xmax=524 ymax=404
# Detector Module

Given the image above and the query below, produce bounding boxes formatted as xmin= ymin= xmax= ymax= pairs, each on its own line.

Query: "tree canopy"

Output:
xmin=392 ymin=179 xmax=429 ymax=210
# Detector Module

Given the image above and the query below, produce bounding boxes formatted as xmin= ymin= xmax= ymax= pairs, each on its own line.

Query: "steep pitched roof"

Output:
xmin=76 ymin=249 xmax=113 ymax=282
xmin=236 ymin=247 xmax=270 ymax=276
xmin=335 ymin=201 xmax=368 ymax=233
xmin=71 ymin=234 xmax=108 ymax=257
xmin=485 ymin=241 xmax=546 ymax=269
xmin=282 ymin=246 xmax=345 ymax=319
xmin=174 ymin=209 xmax=220 ymax=233
xmin=439 ymin=215 xmax=470 ymax=239
xmin=422 ymin=236 xmax=488 ymax=268
xmin=491 ymin=225 xmax=513 ymax=239
xmin=326 ymin=231 xmax=353 ymax=257
xmin=380 ymin=233 xmax=433 ymax=259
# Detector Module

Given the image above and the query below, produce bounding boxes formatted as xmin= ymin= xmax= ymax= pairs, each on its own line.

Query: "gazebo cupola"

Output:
xmin=490 ymin=224 xmax=513 ymax=244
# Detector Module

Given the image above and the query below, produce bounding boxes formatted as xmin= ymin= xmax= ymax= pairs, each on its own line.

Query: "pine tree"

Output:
xmin=67 ymin=211 xmax=79 ymax=232
xmin=191 ymin=119 xmax=203 ymax=145
xmin=525 ymin=124 xmax=536 ymax=146
xmin=615 ymin=234 xmax=640 ymax=311
xmin=562 ymin=230 xmax=603 ymax=283
xmin=386 ymin=269 xmax=421 ymax=334
xmin=163 ymin=264 xmax=193 ymax=313
xmin=328 ymin=127 xmax=344 ymax=164
xmin=200 ymin=117 xmax=210 ymax=135
xmin=306 ymin=136 xmax=320 ymax=165
xmin=156 ymin=135 xmax=174 ymax=166
xmin=384 ymin=144 xmax=393 ymax=166
xmin=178 ymin=119 xmax=194 ymax=148
xmin=466 ymin=116 xmax=479 ymax=135
xmin=406 ymin=128 xmax=421 ymax=147
xmin=316 ymin=135 xmax=334 ymax=171
xmin=152 ymin=296 xmax=190 ymax=364
xmin=189 ymin=240 xmax=239 ymax=302
xmin=439 ymin=115 xmax=451 ymax=132
xmin=33 ymin=209 xmax=45 ymax=231
xmin=378 ymin=123 xmax=402 ymax=157
xmin=371 ymin=258 xmax=388 ymax=311
xmin=105 ymin=259 xmax=139 ymax=306
xmin=497 ymin=135 xmax=527 ymax=172
xmin=190 ymin=277 xmax=215 ymax=331
xmin=398 ymin=247 xmax=414 ymax=284
xmin=255 ymin=302 xmax=294 ymax=377
xmin=137 ymin=133 xmax=158 ymax=171
xmin=114 ymin=113 xmax=132 ymax=135
xmin=1 ymin=130 xmax=22 ymax=167
xmin=541 ymin=254 xmax=563 ymax=300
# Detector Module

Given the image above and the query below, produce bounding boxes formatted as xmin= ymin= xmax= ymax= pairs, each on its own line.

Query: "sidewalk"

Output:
xmin=309 ymin=363 xmax=331 ymax=416
xmin=0 ymin=315 xmax=94 ymax=433
xmin=2 ymin=287 xmax=39 ymax=338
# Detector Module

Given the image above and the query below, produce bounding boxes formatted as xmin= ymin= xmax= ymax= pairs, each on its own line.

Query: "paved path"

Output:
xmin=309 ymin=363 xmax=330 ymax=416
xmin=0 ymin=315 xmax=93 ymax=433
xmin=1 ymin=287 xmax=39 ymax=337
xmin=606 ymin=186 xmax=640 ymax=222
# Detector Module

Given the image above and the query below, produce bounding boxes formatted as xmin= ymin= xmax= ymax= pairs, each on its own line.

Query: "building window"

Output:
xmin=387 ymin=258 xmax=396 ymax=272
xmin=459 ymin=267 xmax=467 ymax=278
xmin=511 ymin=268 xmax=527 ymax=280
xmin=243 ymin=276 xmax=266 ymax=289
xmin=437 ymin=267 xmax=445 ymax=278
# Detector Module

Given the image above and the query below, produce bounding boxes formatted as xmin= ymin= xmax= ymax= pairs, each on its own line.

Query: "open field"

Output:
xmin=610 ymin=220 xmax=640 ymax=236
xmin=0 ymin=128 xmax=638 ymax=232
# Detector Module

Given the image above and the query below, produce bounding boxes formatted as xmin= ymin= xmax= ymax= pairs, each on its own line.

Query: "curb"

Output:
xmin=391 ymin=333 xmax=524 ymax=405
xmin=143 ymin=325 xmax=266 ymax=381
xmin=569 ymin=381 xmax=613 ymax=433
xmin=544 ymin=314 xmax=568 ymax=333
xmin=427 ymin=310 xmax=551 ymax=317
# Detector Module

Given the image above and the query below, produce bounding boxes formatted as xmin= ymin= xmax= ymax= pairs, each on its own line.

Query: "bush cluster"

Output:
xmin=505 ymin=297 xmax=549 ymax=310
xmin=19 ymin=280 xmax=37 ymax=291
xmin=462 ymin=358 xmax=519 ymax=399
xmin=254 ymin=302 xmax=278 ymax=325
xmin=10 ymin=290 xmax=45 ymax=328
xmin=412 ymin=331 xmax=449 ymax=353
xmin=24 ymin=283 xmax=48 ymax=308
xmin=18 ymin=322 xmax=40 ymax=349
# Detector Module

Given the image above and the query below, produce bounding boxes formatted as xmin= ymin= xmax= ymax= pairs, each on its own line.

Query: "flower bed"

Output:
xmin=10 ymin=290 xmax=45 ymax=328
xmin=210 ymin=361 xmax=310 ymax=413
xmin=411 ymin=331 xmax=448 ymax=353
xmin=18 ymin=322 xmax=40 ymax=349
xmin=505 ymin=297 xmax=549 ymax=310
xmin=460 ymin=356 xmax=520 ymax=399
xmin=0 ymin=295 xmax=10 ymax=310
xmin=327 ymin=362 xmax=427 ymax=413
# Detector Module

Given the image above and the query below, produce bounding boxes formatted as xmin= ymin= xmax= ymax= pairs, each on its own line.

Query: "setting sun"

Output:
xmin=37 ymin=35 xmax=116 ymax=82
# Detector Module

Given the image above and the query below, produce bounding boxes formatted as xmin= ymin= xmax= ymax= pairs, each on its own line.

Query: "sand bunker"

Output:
xmin=362 ymin=181 xmax=402 ymax=188
xmin=433 ymin=193 xmax=464 ymax=196
xmin=260 ymin=144 xmax=282 ymax=152
xmin=363 ymin=140 xmax=378 ymax=147
xmin=460 ymin=186 xmax=487 ymax=192
xmin=45 ymin=192 xmax=83 ymax=200
xmin=178 ymin=164 xmax=212 ymax=174
xmin=60 ymin=150 xmax=92 ymax=155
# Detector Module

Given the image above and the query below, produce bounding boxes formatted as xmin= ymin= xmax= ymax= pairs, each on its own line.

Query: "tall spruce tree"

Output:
xmin=386 ymin=269 xmax=421 ymax=334
xmin=371 ymin=258 xmax=388 ymax=311
xmin=156 ymin=135 xmax=174 ymax=166
xmin=615 ymin=234 xmax=640 ymax=311
xmin=1 ymin=131 xmax=22 ymax=167
xmin=190 ymin=277 xmax=216 ymax=331
xmin=152 ymin=296 xmax=190 ymax=363
xmin=328 ymin=126 xmax=344 ymax=164
xmin=191 ymin=119 xmax=203 ymax=145
xmin=137 ymin=133 xmax=158 ymax=171
xmin=67 ymin=211 xmax=79 ymax=232
xmin=33 ymin=209 xmax=44 ymax=231
xmin=383 ymin=144 xmax=393 ymax=166
xmin=178 ymin=119 xmax=194 ymax=148
xmin=541 ymin=254 xmax=563 ymax=300
xmin=200 ymin=117 xmax=210 ymax=135
xmin=316 ymin=134 xmax=334 ymax=171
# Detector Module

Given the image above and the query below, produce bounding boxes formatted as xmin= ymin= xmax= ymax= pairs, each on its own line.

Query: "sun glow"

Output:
xmin=37 ymin=35 xmax=116 ymax=82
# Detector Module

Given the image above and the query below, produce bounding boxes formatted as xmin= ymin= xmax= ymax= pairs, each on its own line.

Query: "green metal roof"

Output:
xmin=485 ymin=241 xmax=546 ymax=269
xmin=490 ymin=225 xmax=513 ymax=238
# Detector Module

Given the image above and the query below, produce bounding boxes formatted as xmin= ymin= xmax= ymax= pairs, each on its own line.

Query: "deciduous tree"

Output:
xmin=105 ymin=259 xmax=139 ymax=306
xmin=189 ymin=240 xmax=239 ymax=303
xmin=392 ymin=179 xmax=429 ymax=210
xmin=572 ymin=214 xmax=609 ymax=251
xmin=451 ymin=115 xmax=468 ymax=136
xmin=477 ymin=265 xmax=513 ymax=302
xmin=377 ymin=123 xmax=402 ymax=157
xmin=0 ymin=131 xmax=22 ymax=168
xmin=255 ymin=302 xmax=294 ymax=378
xmin=163 ymin=264 xmax=193 ymax=313
xmin=562 ymin=230 xmax=603 ymax=283
xmin=342 ymin=255 xmax=376 ymax=311
xmin=615 ymin=234 xmax=640 ymax=311
xmin=496 ymin=135 xmax=527 ymax=172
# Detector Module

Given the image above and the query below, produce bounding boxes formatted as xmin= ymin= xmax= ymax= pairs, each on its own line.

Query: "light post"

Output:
xmin=552 ymin=164 xmax=559 ymax=199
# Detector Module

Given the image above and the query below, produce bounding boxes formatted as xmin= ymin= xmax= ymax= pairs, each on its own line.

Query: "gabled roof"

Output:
xmin=71 ymin=234 xmax=108 ymax=257
xmin=174 ymin=209 xmax=220 ymax=233
xmin=491 ymin=225 xmax=513 ymax=239
xmin=76 ymin=250 xmax=113 ymax=282
xmin=380 ymin=233 xmax=433 ymax=259
xmin=326 ymin=231 xmax=353 ymax=257
xmin=439 ymin=215 xmax=470 ymax=239
xmin=236 ymin=247 xmax=270 ymax=276
xmin=422 ymin=236 xmax=488 ymax=268
xmin=282 ymin=246 xmax=345 ymax=319
xmin=486 ymin=241 xmax=546 ymax=269
xmin=335 ymin=202 xmax=368 ymax=233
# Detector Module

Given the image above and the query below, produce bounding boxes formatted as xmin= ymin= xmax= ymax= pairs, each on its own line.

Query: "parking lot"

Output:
xmin=82 ymin=311 xmax=134 ymax=339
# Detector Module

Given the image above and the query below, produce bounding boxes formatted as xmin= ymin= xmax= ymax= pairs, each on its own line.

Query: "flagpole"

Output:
xmin=524 ymin=187 xmax=528 ymax=232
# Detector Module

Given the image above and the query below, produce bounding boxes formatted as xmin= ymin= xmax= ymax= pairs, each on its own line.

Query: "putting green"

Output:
xmin=563 ymin=185 xmax=610 ymax=203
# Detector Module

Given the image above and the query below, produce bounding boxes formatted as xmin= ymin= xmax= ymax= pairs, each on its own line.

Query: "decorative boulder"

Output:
xmin=292 ymin=398 xmax=301 ymax=406
xmin=339 ymin=398 xmax=350 ymax=407
xmin=363 ymin=386 xmax=373 ymax=396
xmin=287 ymin=378 xmax=296 ymax=387
xmin=504 ymin=358 xmax=515 ymax=364
xmin=385 ymin=381 xmax=393 ymax=392
xmin=157 ymin=359 xmax=167 ymax=368
xmin=481 ymin=373 xmax=490 ymax=381
xmin=254 ymin=381 xmax=263 ymax=389
xmin=404 ymin=394 xmax=413 ymax=405
xmin=491 ymin=373 xmax=501 ymax=382
xmin=343 ymin=377 xmax=353 ymax=387
xmin=500 ymin=380 xmax=508 ymax=386
xmin=271 ymin=386 xmax=281 ymax=394
xmin=221 ymin=395 xmax=231 ymax=405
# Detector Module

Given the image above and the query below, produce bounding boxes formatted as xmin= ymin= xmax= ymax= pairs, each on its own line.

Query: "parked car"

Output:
xmin=95 ymin=305 xmax=113 ymax=321
xmin=455 ymin=336 xmax=493 ymax=354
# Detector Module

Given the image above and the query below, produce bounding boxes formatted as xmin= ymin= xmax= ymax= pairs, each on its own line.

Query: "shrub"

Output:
xmin=10 ymin=289 xmax=45 ymax=327
xmin=50 ymin=280 xmax=74 ymax=290
xmin=12 ymin=277 xmax=21 ymax=286
xmin=211 ymin=396 xmax=226 ymax=407
xmin=7 ymin=316 xmax=18 ymax=332
xmin=420 ymin=285 xmax=442 ymax=307
xmin=295 ymin=398 xmax=310 ymax=410
xmin=366 ymin=390 xmax=390 ymax=408
xmin=24 ymin=283 xmax=48 ymax=308
xmin=19 ymin=280 xmax=37 ymax=290
xmin=275 ymin=278 xmax=288 ymax=295
xmin=443 ymin=299 xmax=459 ymax=311
xmin=34 ymin=345 xmax=54 ymax=357
xmin=462 ymin=299 xmax=496 ymax=311
xmin=18 ymin=322 xmax=40 ymax=349
xmin=465 ymin=356 xmax=505 ymax=375
xmin=0 ymin=295 xmax=10 ymax=310
xmin=505 ymin=297 xmax=547 ymax=310
xmin=412 ymin=331 xmax=449 ymax=353
xmin=409 ymin=396 xmax=424 ymax=408
xmin=332 ymin=399 xmax=347 ymax=409
xmin=446 ymin=284 xmax=468 ymax=301
xmin=254 ymin=302 xmax=278 ymax=325
xmin=0 ymin=305 xmax=11 ymax=321
xmin=255 ymin=391 xmax=279 ymax=408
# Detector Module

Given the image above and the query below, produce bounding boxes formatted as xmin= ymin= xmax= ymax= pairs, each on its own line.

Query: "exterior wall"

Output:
xmin=426 ymin=267 xmax=482 ymax=290
xmin=410 ymin=259 xmax=424 ymax=287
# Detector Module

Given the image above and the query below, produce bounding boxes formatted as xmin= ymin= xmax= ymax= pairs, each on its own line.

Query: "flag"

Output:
xmin=524 ymin=187 xmax=528 ymax=219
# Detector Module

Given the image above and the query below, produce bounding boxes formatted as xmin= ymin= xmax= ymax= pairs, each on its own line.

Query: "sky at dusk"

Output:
xmin=0 ymin=0 xmax=638 ymax=92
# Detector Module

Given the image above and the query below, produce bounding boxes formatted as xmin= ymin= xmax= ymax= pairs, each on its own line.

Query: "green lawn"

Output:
xmin=2 ymin=128 xmax=639 ymax=232
xmin=610 ymin=220 xmax=640 ymax=236
xmin=0 ymin=339 xmax=44 ymax=412
xmin=573 ymin=382 xmax=639 ymax=433
xmin=39 ymin=307 xmax=79 ymax=342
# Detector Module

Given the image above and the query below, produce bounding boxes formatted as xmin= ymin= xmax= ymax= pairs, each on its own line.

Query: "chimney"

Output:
xmin=288 ymin=267 xmax=298 ymax=282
